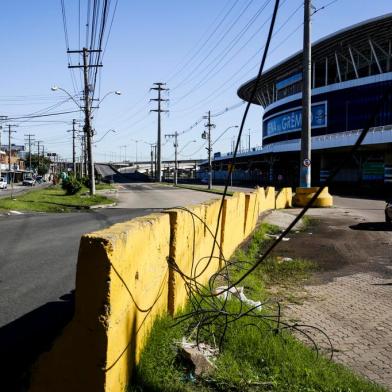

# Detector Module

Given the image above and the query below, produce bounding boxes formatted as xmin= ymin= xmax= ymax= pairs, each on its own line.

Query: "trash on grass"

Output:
xmin=214 ymin=286 xmax=262 ymax=311
xmin=266 ymin=233 xmax=290 ymax=241
xmin=179 ymin=338 xmax=218 ymax=376
xmin=276 ymin=256 xmax=293 ymax=263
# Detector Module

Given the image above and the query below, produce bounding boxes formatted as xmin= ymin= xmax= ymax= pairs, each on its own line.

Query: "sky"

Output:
xmin=0 ymin=0 xmax=391 ymax=164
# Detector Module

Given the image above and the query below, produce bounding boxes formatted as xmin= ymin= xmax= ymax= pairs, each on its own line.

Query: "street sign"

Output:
xmin=303 ymin=158 xmax=311 ymax=167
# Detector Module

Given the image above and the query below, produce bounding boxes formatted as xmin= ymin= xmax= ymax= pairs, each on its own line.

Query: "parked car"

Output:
xmin=23 ymin=177 xmax=36 ymax=186
xmin=0 ymin=177 xmax=7 ymax=189
xmin=35 ymin=175 xmax=44 ymax=184
xmin=386 ymin=201 xmax=392 ymax=224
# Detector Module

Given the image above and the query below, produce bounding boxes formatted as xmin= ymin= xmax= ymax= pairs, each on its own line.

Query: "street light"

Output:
xmin=130 ymin=139 xmax=142 ymax=164
xmin=93 ymin=91 xmax=122 ymax=109
xmin=51 ymin=85 xmax=81 ymax=108
xmin=179 ymin=139 xmax=196 ymax=154
xmin=94 ymin=129 xmax=116 ymax=144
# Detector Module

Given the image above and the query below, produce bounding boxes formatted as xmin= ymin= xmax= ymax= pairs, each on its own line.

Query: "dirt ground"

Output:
xmin=263 ymin=202 xmax=392 ymax=390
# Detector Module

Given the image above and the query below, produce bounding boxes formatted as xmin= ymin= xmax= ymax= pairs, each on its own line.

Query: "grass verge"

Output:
xmin=175 ymin=184 xmax=234 ymax=196
xmin=129 ymin=223 xmax=385 ymax=392
xmin=96 ymin=182 xmax=115 ymax=191
xmin=0 ymin=185 xmax=114 ymax=213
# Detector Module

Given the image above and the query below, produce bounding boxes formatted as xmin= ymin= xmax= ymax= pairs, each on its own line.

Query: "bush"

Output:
xmin=61 ymin=175 xmax=82 ymax=195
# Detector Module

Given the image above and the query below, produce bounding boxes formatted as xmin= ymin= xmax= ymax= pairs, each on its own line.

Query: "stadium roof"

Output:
xmin=238 ymin=13 xmax=392 ymax=105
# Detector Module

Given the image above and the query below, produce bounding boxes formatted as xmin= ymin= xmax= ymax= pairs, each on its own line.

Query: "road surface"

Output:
xmin=0 ymin=181 xmax=218 ymax=389
xmin=0 ymin=183 xmax=218 ymax=327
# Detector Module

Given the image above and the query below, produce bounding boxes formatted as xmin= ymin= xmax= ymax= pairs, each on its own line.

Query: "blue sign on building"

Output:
xmin=264 ymin=102 xmax=327 ymax=138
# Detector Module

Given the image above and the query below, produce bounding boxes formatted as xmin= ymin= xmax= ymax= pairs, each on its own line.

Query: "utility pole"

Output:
xmin=4 ymin=125 xmax=17 ymax=172
xmin=248 ymin=130 xmax=251 ymax=151
xmin=300 ymin=0 xmax=312 ymax=188
xmin=150 ymin=144 xmax=155 ymax=178
xmin=153 ymin=144 xmax=157 ymax=179
xmin=68 ymin=119 xmax=77 ymax=174
xmin=165 ymin=132 xmax=179 ymax=185
xmin=202 ymin=111 xmax=215 ymax=190
xmin=36 ymin=140 xmax=43 ymax=171
xmin=68 ymin=47 xmax=102 ymax=195
xmin=150 ymin=82 xmax=169 ymax=182
xmin=0 ymin=117 xmax=8 ymax=176
xmin=25 ymin=133 xmax=35 ymax=171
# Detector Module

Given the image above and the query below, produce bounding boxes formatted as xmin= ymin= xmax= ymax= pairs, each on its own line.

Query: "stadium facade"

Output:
xmin=211 ymin=14 xmax=392 ymax=191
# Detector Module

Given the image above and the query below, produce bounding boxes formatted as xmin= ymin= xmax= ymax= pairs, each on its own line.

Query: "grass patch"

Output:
xmin=175 ymin=184 xmax=234 ymax=196
xmin=95 ymin=182 xmax=115 ymax=191
xmin=0 ymin=185 xmax=114 ymax=213
xmin=130 ymin=224 xmax=385 ymax=392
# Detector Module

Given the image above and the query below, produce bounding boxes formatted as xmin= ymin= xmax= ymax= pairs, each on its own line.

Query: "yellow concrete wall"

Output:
xmin=244 ymin=191 xmax=259 ymax=238
xmin=31 ymin=214 xmax=171 ymax=392
xmin=293 ymin=186 xmax=333 ymax=207
xmin=31 ymin=186 xmax=298 ymax=392
xmin=275 ymin=187 xmax=293 ymax=209
xmin=167 ymin=199 xmax=222 ymax=314
xmin=221 ymin=192 xmax=246 ymax=260
xmin=256 ymin=186 xmax=267 ymax=215
xmin=264 ymin=186 xmax=276 ymax=210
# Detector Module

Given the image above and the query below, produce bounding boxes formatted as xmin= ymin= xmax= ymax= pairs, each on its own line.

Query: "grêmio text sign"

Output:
xmin=264 ymin=101 xmax=327 ymax=138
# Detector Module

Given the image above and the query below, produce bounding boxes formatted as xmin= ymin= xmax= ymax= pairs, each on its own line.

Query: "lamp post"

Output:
xmin=130 ymin=139 xmax=140 ymax=164
xmin=95 ymin=129 xmax=116 ymax=144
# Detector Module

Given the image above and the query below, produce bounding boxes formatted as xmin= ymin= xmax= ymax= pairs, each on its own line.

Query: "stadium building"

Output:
xmin=211 ymin=13 xmax=392 ymax=191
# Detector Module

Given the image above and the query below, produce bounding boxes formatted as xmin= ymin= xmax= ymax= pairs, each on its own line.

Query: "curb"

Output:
xmin=88 ymin=202 xmax=117 ymax=209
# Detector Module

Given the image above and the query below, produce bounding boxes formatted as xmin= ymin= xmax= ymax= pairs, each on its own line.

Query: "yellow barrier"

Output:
xmin=293 ymin=186 xmax=333 ymax=207
xmin=31 ymin=214 xmax=171 ymax=392
xmin=30 ymin=187 xmax=301 ymax=391
xmin=244 ymin=192 xmax=259 ymax=237
xmin=275 ymin=187 xmax=293 ymax=209
xmin=167 ymin=199 xmax=221 ymax=314
xmin=264 ymin=186 xmax=276 ymax=209
xmin=221 ymin=192 xmax=246 ymax=260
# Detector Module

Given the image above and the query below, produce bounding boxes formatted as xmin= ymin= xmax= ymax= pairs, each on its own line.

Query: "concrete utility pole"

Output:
xmin=25 ymin=133 xmax=35 ymax=171
xmin=68 ymin=47 xmax=102 ymax=195
xmin=202 ymin=111 xmax=215 ymax=190
xmin=150 ymin=82 xmax=169 ymax=182
xmin=300 ymin=0 xmax=312 ymax=188
xmin=165 ymin=132 xmax=179 ymax=185
xmin=4 ymin=125 xmax=17 ymax=172
xmin=36 ymin=140 xmax=43 ymax=170
xmin=0 ymin=117 xmax=8 ymax=175
xmin=68 ymin=119 xmax=77 ymax=174
xmin=150 ymin=144 xmax=155 ymax=178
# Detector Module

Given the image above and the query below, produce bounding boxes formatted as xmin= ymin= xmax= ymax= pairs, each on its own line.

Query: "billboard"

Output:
xmin=264 ymin=101 xmax=327 ymax=138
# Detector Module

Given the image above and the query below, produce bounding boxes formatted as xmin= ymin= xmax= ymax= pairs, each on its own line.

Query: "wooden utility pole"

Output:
xmin=300 ymin=0 xmax=312 ymax=188
xmin=150 ymin=83 xmax=169 ymax=182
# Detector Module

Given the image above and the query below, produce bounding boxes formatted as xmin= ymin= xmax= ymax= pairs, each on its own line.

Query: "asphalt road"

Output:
xmin=0 ymin=182 xmax=49 ymax=199
xmin=0 ymin=181 xmax=218 ymax=389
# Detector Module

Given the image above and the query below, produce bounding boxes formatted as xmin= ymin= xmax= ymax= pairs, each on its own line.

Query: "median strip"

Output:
xmin=0 ymin=185 xmax=115 ymax=213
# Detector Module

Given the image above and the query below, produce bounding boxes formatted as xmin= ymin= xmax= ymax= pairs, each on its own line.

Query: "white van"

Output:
xmin=0 ymin=177 xmax=7 ymax=189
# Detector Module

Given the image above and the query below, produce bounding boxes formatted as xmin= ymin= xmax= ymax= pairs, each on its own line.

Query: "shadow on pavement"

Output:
xmin=0 ymin=291 xmax=75 ymax=391
xmin=349 ymin=222 xmax=392 ymax=231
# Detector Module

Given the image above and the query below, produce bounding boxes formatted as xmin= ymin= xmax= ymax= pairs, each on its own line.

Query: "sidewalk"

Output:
xmin=263 ymin=203 xmax=392 ymax=389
